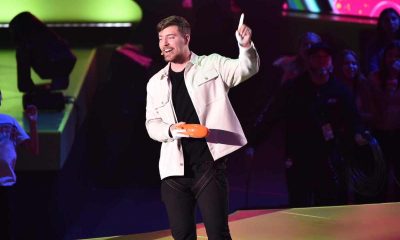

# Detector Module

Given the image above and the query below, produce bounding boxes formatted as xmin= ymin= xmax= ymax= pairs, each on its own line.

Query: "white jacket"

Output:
xmin=146 ymin=43 xmax=260 ymax=179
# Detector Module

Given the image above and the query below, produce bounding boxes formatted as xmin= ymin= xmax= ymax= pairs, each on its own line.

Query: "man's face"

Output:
xmin=158 ymin=25 xmax=189 ymax=63
xmin=307 ymin=49 xmax=333 ymax=84
xmin=309 ymin=49 xmax=332 ymax=73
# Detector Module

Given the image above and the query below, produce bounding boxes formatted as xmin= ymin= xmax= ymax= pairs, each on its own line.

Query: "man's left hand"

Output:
xmin=235 ymin=13 xmax=252 ymax=48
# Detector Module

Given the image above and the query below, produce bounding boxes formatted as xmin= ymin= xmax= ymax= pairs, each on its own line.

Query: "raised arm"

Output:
xmin=216 ymin=13 xmax=260 ymax=87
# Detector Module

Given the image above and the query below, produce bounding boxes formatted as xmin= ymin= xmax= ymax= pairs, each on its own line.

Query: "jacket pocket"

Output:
xmin=196 ymin=69 xmax=219 ymax=86
xmin=153 ymin=94 xmax=172 ymax=121
xmin=195 ymin=69 xmax=226 ymax=106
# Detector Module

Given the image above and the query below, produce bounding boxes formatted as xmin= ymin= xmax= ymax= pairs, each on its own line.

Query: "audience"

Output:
xmin=368 ymin=40 xmax=400 ymax=201
xmin=251 ymin=42 xmax=367 ymax=207
xmin=364 ymin=8 xmax=400 ymax=74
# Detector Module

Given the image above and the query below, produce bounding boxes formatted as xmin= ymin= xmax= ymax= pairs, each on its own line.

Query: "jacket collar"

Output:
xmin=159 ymin=52 xmax=198 ymax=80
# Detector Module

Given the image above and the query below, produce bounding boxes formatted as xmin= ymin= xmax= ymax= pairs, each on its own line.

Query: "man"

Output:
xmin=145 ymin=15 xmax=259 ymax=239
xmin=252 ymin=42 xmax=367 ymax=207
xmin=273 ymin=31 xmax=321 ymax=83
xmin=283 ymin=42 xmax=355 ymax=207
xmin=0 ymin=90 xmax=39 ymax=239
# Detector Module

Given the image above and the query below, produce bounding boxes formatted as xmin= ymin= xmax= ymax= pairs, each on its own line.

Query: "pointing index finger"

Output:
xmin=238 ymin=13 xmax=244 ymax=29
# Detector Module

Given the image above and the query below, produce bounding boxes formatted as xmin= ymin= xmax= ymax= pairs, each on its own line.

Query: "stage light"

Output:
xmin=9 ymin=11 xmax=77 ymax=111
xmin=284 ymin=0 xmax=400 ymax=18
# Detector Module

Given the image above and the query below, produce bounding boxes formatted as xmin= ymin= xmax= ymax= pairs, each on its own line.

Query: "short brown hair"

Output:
xmin=156 ymin=15 xmax=191 ymax=35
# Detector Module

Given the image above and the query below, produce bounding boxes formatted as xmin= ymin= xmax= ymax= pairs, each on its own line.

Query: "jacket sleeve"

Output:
xmin=145 ymin=81 xmax=174 ymax=143
xmin=213 ymin=42 xmax=260 ymax=88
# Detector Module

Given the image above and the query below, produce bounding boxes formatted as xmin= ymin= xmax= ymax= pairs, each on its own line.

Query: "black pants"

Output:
xmin=0 ymin=187 xmax=12 ymax=240
xmin=161 ymin=160 xmax=231 ymax=240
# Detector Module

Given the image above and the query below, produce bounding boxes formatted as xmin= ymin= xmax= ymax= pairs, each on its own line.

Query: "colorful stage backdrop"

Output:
xmin=284 ymin=0 xmax=400 ymax=18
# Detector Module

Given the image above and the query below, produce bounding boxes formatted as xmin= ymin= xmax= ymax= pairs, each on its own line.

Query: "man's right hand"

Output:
xmin=169 ymin=122 xmax=189 ymax=140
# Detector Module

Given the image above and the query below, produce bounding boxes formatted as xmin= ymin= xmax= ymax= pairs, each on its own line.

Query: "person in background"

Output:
xmin=250 ymin=43 xmax=367 ymax=207
xmin=145 ymin=15 xmax=259 ymax=239
xmin=273 ymin=32 xmax=322 ymax=83
xmin=252 ymin=32 xmax=322 ymax=130
xmin=334 ymin=49 xmax=385 ymax=202
xmin=369 ymin=40 xmax=400 ymax=201
xmin=335 ymin=49 xmax=377 ymax=128
xmin=0 ymin=90 xmax=39 ymax=240
xmin=365 ymin=8 xmax=400 ymax=74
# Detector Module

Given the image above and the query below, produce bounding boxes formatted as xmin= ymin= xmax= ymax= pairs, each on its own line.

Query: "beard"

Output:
xmin=162 ymin=52 xmax=175 ymax=62
xmin=164 ymin=51 xmax=188 ymax=64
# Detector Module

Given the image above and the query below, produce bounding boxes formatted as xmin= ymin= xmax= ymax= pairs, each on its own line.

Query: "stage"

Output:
xmin=1 ymin=4 xmax=398 ymax=239
xmin=83 ymin=202 xmax=400 ymax=240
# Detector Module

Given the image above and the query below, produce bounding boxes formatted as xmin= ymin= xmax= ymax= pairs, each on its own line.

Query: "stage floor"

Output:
xmin=83 ymin=202 xmax=400 ymax=240
xmin=0 ymin=48 xmax=95 ymax=170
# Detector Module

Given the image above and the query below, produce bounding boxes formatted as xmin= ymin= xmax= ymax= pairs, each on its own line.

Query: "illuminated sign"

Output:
xmin=284 ymin=0 xmax=400 ymax=18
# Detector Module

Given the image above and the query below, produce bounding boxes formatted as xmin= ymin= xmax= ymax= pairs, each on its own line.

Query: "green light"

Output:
xmin=288 ymin=0 xmax=305 ymax=11
xmin=0 ymin=0 xmax=142 ymax=23
xmin=304 ymin=0 xmax=320 ymax=13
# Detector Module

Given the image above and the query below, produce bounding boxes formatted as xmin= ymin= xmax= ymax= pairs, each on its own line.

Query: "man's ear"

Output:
xmin=184 ymin=34 xmax=190 ymax=44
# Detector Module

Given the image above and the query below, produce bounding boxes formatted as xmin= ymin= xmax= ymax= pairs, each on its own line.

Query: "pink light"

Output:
xmin=230 ymin=0 xmax=241 ymax=13
xmin=333 ymin=0 xmax=400 ymax=18
xmin=116 ymin=44 xmax=152 ymax=69
xmin=181 ymin=0 xmax=192 ymax=9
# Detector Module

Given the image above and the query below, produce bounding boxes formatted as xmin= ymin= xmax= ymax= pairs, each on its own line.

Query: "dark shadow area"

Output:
xmin=87 ymin=45 xmax=160 ymax=188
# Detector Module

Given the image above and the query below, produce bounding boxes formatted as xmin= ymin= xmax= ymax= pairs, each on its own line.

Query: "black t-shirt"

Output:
xmin=169 ymin=67 xmax=214 ymax=177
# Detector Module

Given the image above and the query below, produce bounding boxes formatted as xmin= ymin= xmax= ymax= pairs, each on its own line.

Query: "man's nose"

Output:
xmin=162 ymin=39 xmax=169 ymax=46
